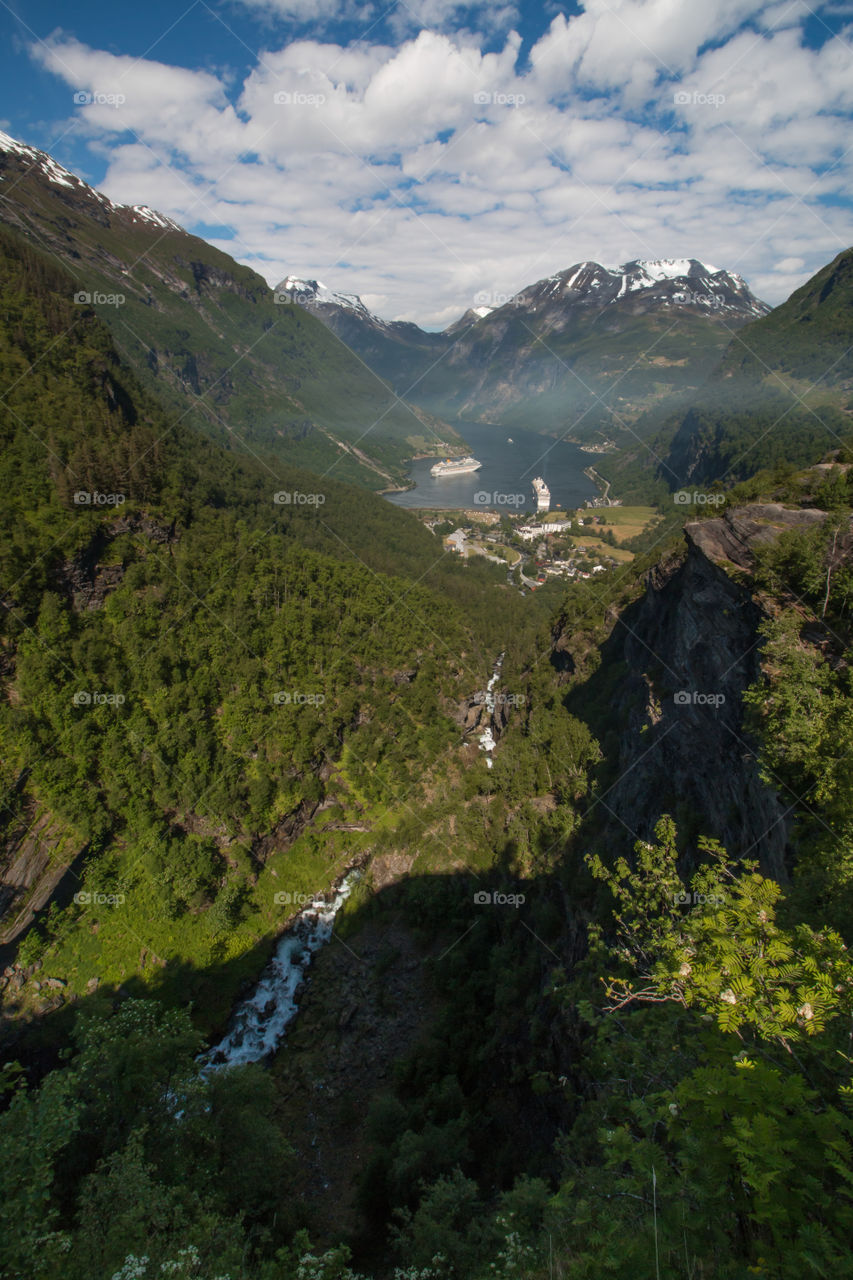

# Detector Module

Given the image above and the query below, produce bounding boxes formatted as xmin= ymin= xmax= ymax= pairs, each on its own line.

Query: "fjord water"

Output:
xmin=385 ymin=421 xmax=599 ymax=512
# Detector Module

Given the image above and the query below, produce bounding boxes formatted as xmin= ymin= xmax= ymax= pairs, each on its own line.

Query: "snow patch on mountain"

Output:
xmin=129 ymin=205 xmax=183 ymax=231
xmin=0 ymin=130 xmax=184 ymax=232
xmin=279 ymin=276 xmax=365 ymax=311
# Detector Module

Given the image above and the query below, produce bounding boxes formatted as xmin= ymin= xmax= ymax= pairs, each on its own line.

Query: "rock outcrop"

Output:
xmin=684 ymin=503 xmax=828 ymax=570
xmin=567 ymin=504 xmax=839 ymax=878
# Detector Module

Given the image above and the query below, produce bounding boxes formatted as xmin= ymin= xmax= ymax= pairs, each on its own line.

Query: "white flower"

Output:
xmin=720 ymin=988 xmax=737 ymax=1004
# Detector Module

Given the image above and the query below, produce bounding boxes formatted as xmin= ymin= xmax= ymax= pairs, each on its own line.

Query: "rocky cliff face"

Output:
xmin=567 ymin=505 xmax=828 ymax=878
xmin=684 ymin=503 xmax=828 ymax=568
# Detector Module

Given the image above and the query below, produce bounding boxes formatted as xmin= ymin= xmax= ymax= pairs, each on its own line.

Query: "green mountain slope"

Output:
xmin=654 ymin=247 xmax=853 ymax=487
xmin=0 ymin=222 xmax=523 ymax=1016
xmin=0 ymin=131 xmax=461 ymax=489
xmin=719 ymin=245 xmax=853 ymax=386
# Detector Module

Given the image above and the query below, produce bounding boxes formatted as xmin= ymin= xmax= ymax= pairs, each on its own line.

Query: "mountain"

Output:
xmin=5 ymin=207 xmax=853 ymax=1278
xmin=0 ymin=132 xmax=462 ymax=489
xmin=655 ymin=248 xmax=853 ymax=487
xmin=0 ymin=217 xmax=519 ymax=968
xmin=284 ymin=257 xmax=770 ymax=439
xmin=716 ymin=245 xmax=853 ymax=386
xmin=274 ymin=273 xmax=449 ymax=400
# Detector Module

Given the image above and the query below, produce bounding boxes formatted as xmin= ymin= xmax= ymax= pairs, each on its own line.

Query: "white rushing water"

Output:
xmin=200 ymin=870 xmax=360 ymax=1069
xmin=478 ymin=653 xmax=504 ymax=769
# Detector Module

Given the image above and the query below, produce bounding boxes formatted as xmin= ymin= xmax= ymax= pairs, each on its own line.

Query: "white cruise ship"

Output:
xmin=430 ymin=455 xmax=482 ymax=477
xmin=532 ymin=476 xmax=550 ymax=512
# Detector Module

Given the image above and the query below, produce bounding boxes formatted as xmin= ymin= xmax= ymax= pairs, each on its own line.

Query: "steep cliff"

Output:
xmin=566 ymin=504 xmax=832 ymax=877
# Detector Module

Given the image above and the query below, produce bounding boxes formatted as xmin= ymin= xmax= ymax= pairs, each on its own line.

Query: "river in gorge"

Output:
xmin=200 ymin=871 xmax=360 ymax=1069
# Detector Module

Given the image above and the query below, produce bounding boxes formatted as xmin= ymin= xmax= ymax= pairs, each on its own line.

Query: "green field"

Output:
xmin=579 ymin=504 xmax=660 ymax=542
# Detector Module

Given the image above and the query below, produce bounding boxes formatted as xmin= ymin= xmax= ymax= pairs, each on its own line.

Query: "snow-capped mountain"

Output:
xmin=274 ymin=272 xmax=449 ymax=376
xmin=499 ymin=258 xmax=769 ymax=322
xmin=276 ymin=276 xmax=377 ymax=319
xmin=0 ymin=130 xmax=184 ymax=233
xmin=285 ymin=256 xmax=771 ymax=435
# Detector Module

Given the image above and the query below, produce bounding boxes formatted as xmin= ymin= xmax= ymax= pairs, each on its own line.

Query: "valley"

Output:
xmin=1 ymin=129 xmax=853 ymax=1280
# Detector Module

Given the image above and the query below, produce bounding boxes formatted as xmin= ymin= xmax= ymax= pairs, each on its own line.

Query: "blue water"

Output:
xmin=385 ymin=421 xmax=599 ymax=514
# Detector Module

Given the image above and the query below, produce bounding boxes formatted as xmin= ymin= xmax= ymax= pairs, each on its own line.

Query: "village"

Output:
xmin=420 ymin=492 xmax=659 ymax=593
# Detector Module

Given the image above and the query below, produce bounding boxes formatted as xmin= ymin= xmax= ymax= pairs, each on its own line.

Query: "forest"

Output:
xmin=3 ymin=221 xmax=853 ymax=1280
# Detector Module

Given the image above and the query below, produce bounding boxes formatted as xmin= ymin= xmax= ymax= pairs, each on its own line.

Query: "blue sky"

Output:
xmin=1 ymin=0 xmax=851 ymax=324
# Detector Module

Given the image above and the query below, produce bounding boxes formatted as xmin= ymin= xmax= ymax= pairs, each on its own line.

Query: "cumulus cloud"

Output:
xmin=28 ymin=0 xmax=853 ymax=324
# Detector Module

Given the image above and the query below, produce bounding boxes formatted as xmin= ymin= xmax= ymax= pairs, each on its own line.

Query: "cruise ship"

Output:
xmin=532 ymin=476 xmax=551 ymax=512
xmin=430 ymin=455 xmax=482 ymax=477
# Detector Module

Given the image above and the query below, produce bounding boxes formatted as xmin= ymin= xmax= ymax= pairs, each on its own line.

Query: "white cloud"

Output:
xmin=231 ymin=0 xmax=373 ymax=23
xmin=27 ymin=2 xmax=853 ymax=324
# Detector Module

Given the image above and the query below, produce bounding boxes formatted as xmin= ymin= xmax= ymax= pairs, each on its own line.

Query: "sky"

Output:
xmin=1 ymin=0 xmax=852 ymax=327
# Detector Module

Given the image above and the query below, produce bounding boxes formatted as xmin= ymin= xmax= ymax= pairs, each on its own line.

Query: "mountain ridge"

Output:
xmin=0 ymin=130 xmax=463 ymax=488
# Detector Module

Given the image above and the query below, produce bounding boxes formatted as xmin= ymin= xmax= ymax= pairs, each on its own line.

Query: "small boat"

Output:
xmin=507 ymin=437 xmax=514 ymax=443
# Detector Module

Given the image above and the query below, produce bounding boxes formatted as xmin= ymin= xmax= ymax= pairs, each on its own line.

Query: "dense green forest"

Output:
xmin=5 ymin=215 xmax=853 ymax=1280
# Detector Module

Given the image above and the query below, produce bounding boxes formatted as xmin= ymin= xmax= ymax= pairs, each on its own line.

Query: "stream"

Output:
xmin=200 ymin=870 xmax=360 ymax=1069
xmin=478 ymin=652 xmax=505 ymax=768
xmin=200 ymin=656 xmax=505 ymax=1067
